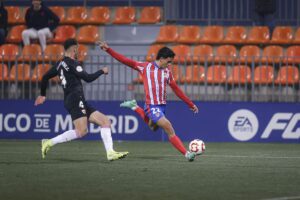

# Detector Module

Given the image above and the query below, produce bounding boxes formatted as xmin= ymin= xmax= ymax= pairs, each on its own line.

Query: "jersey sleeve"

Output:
xmin=40 ymin=66 xmax=58 ymax=96
xmin=71 ymin=65 xmax=104 ymax=82
xmin=106 ymin=48 xmax=140 ymax=71
xmin=168 ymin=72 xmax=194 ymax=108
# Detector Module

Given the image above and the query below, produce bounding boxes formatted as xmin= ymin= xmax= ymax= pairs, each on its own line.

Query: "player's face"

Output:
xmin=32 ymin=0 xmax=41 ymax=10
xmin=161 ymin=57 xmax=173 ymax=68
xmin=73 ymin=45 xmax=79 ymax=60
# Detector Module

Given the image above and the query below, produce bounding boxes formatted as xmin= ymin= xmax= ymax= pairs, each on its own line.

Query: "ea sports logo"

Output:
xmin=228 ymin=109 xmax=259 ymax=141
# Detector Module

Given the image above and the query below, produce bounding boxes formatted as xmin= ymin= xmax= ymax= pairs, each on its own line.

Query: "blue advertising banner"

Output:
xmin=0 ymin=100 xmax=300 ymax=143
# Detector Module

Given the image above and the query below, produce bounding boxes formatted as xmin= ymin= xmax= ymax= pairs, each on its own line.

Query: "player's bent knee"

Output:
xmin=76 ymin=128 xmax=88 ymax=138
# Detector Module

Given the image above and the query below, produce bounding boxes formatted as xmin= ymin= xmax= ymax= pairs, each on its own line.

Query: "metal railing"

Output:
xmin=1 ymin=54 xmax=300 ymax=102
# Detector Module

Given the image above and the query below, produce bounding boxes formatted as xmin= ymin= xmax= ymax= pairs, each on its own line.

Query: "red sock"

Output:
xmin=135 ymin=106 xmax=150 ymax=124
xmin=169 ymin=135 xmax=187 ymax=155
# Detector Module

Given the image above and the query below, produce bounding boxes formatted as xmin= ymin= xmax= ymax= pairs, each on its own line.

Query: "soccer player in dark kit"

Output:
xmin=35 ymin=38 xmax=129 ymax=161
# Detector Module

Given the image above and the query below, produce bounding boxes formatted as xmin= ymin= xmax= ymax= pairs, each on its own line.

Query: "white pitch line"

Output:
xmin=262 ymin=195 xmax=300 ymax=200
xmin=0 ymin=151 xmax=300 ymax=159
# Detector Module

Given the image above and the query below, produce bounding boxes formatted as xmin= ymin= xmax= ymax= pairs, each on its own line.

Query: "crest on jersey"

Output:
xmin=76 ymin=66 xmax=83 ymax=72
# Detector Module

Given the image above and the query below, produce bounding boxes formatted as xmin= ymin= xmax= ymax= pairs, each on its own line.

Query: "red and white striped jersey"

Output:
xmin=136 ymin=61 xmax=173 ymax=105
xmin=107 ymin=48 xmax=194 ymax=108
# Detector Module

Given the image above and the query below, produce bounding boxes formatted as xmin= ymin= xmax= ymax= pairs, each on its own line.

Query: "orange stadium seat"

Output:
xmin=52 ymin=25 xmax=76 ymax=43
xmin=0 ymin=44 xmax=20 ymax=62
xmin=77 ymin=25 xmax=100 ymax=44
xmin=200 ymin=26 xmax=224 ymax=44
xmin=215 ymin=45 xmax=237 ymax=63
xmin=6 ymin=25 xmax=26 ymax=43
xmin=9 ymin=64 xmax=31 ymax=81
xmin=223 ymin=26 xmax=247 ymax=44
xmin=146 ymin=44 xmax=164 ymax=61
xmin=19 ymin=44 xmax=43 ymax=62
xmin=239 ymin=45 xmax=261 ymax=64
xmin=261 ymin=45 xmax=283 ymax=64
xmin=177 ymin=26 xmax=201 ymax=44
xmin=31 ymin=64 xmax=51 ymax=82
xmin=270 ymin=26 xmax=293 ymax=44
xmin=156 ymin=25 xmax=179 ymax=43
xmin=284 ymin=46 xmax=300 ymax=64
xmin=293 ymin=28 xmax=300 ymax=44
xmin=113 ymin=7 xmax=135 ymax=24
xmin=247 ymin=26 xmax=270 ymax=44
xmin=49 ymin=6 xmax=66 ymax=24
xmin=181 ymin=65 xmax=205 ymax=84
xmin=86 ymin=7 xmax=110 ymax=24
xmin=172 ymin=45 xmax=192 ymax=64
xmin=206 ymin=65 xmax=227 ymax=84
xmin=65 ymin=7 xmax=87 ymax=24
xmin=138 ymin=7 xmax=161 ymax=24
xmin=275 ymin=66 xmax=299 ymax=85
xmin=7 ymin=6 xmax=24 ymax=24
xmin=228 ymin=65 xmax=251 ymax=84
xmin=0 ymin=64 xmax=8 ymax=81
xmin=78 ymin=44 xmax=88 ymax=62
xmin=43 ymin=44 xmax=64 ymax=62
xmin=170 ymin=65 xmax=182 ymax=82
xmin=254 ymin=65 xmax=274 ymax=84
xmin=192 ymin=45 xmax=213 ymax=63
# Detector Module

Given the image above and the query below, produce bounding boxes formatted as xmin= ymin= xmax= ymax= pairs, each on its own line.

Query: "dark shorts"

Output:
xmin=144 ymin=104 xmax=166 ymax=124
xmin=64 ymin=93 xmax=96 ymax=121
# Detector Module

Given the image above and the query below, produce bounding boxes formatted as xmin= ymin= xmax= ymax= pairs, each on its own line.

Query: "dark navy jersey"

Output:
xmin=40 ymin=56 xmax=104 ymax=96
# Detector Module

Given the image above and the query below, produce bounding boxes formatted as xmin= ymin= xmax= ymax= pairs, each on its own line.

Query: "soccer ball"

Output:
xmin=189 ymin=139 xmax=206 ymax=155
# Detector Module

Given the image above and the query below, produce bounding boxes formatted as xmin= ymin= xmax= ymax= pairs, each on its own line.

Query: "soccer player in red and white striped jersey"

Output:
xmin=98 ymin=41 xmax=199 ymax=161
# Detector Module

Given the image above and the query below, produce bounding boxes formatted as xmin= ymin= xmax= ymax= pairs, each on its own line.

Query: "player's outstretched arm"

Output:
xmin=169 ymin=80 xmax=199 ymax=113
xmin=73 ymin=66 xmax=108 ymax=83
xmin=35 ymin=66 xmax=57 ymax=106
xmin=96 ymin=41 xmax=139 ymax=70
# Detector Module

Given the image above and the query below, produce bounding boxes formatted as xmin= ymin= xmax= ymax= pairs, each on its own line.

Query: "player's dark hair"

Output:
xmin=64 ymin=38 xmax=78 ymax=50
xmin=156 ymin=47 xmax=175 ymax=60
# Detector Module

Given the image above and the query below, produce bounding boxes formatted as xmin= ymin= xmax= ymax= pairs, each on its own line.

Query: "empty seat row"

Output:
xmin=0 ymin=44 xmax=87 ymax=62
xmin=0 ymin=63 xmax=59 ymax=82
xmin=6 ymin=25 xmax=99 ymax=44
xmin=146 ymin=44 xmax=300 ymax=64
xmin=133 ymin=65 xmax=299 ymax=85
xmin=7 ymin=6 xmax=161 ymax=25
xmin=156 ymin=25 xmax=300 ymax=45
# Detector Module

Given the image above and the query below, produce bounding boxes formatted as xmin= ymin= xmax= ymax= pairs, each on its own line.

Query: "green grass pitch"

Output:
xmin=0 ymin=140 xmax=299 ymax=200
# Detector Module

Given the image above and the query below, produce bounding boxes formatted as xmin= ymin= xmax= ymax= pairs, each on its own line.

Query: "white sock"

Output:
xmin=51 ymin=130 xmax=79 ymax=146
xmin=100 ymin=127 xmax=113 ymax=152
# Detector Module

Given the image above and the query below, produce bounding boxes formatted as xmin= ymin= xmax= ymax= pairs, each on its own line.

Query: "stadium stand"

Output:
xmin=180 ymin=65 xmax=205 ymax=84
xmin=254 ymin=65 xmax=274 ymax=84
xmin=227 ymin=65 xmax=252 ymax=84
xmin=206 ymin=65 xmax=227 ymax=84
xmin=8 ymin=64 xmax=31 ymax=81
xmin=0 ymin=64 xmax=8 ymax=81
xmin=223 ymin=26 xmax=247 ymax=44
xmin=86 ymin=6 xmax=110 ymax=24
xmin=172 ymin=45 xmax=192 ymax=64
xmin=239 ymin=45 xmax=261 ymax=64
xmin=200 ymin=26 xmax=224 ymax=44
xmin=138 ymin=6 xmax=161 ymax=24
xmin=275 ymin=65 xmax=299 ymax=85
xmin=43 ymin=44 xmax=64 ymax=62
xmin=64 ymin=6 xmax=88 ymax=25
xmin=19 ymin=44 xmax=43 ymax=62
xmin=6 ymin=6 xmax=24 ymax=25
xmin=177 ymin=26 xmax=201 ymax=44
xmin=113 ymin=6 xmax=135 ymax=24
xmin=261 ymin=45 xmax=284 ymax=64
xmin=156 ymin=25 xmax=179 ymax=43
xmin=6 ymin=25 xmax=26 ymax=43
xmin=246 ymin=26 xmax=270 ymax=44
xmin=51 ymin=25 xmax=76 ymax=43
xmin=270 ymin=26 xmax=293 ymax=44
xmin=77 ymin=25 xmax=100 ymax=44
xmin=49 ymin=6 xmax=66 ymax=24
xmin=284 ymin=45 xmax=300 ymax=64
xmin=146 ymin=44 xmax=163 ymax=61
xmin=192 ymin=45 xmax=214 ymax=63
xmin=0 ymin=44 xmax=19 ymax=62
